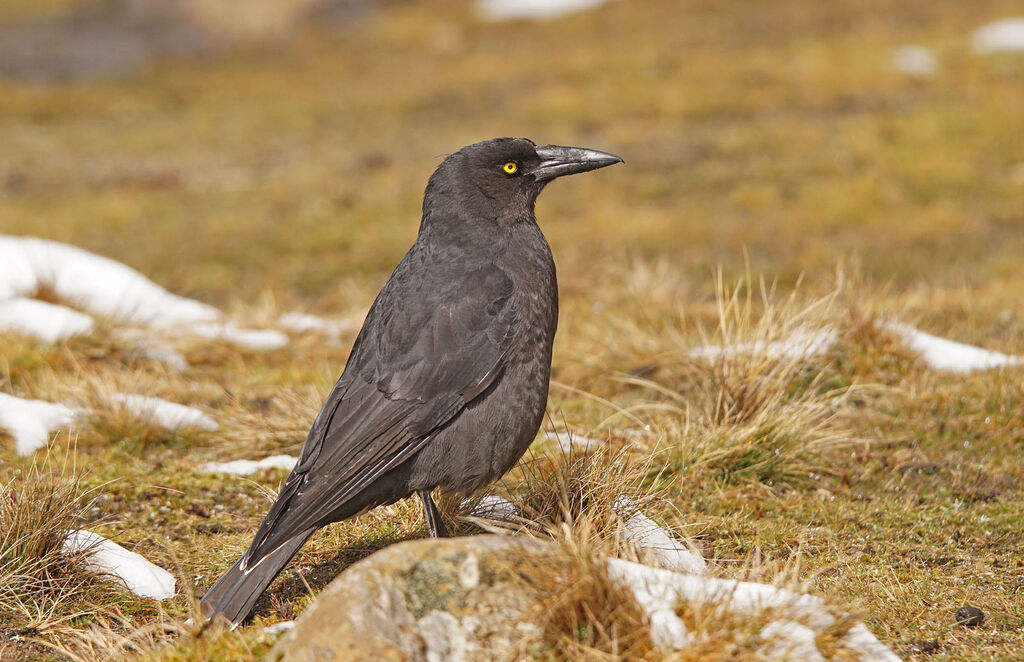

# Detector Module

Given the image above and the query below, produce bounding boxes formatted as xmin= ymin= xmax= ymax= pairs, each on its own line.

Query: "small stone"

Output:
xmin=907 ymin=639 xmax=940 ymax=654
xmin=954 ymin=606 xmax=984 ymax=627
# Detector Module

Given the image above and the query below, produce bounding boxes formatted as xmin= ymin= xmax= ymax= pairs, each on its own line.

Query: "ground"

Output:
xmin=1 ymin=0 xmax=1023 ymax=660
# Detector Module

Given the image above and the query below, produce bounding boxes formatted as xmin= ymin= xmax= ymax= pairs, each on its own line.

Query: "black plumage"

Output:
xmin=200 ymin=137 xmax=622 ymax=625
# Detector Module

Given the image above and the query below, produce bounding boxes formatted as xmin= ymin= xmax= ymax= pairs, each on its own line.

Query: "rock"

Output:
xmin=907 ymin=639 xmax=940 ymax=654
xmin=268 ymin=536 xmax=555 ymax=662
xmin=954 ymin=605 xmax=984 ymax=627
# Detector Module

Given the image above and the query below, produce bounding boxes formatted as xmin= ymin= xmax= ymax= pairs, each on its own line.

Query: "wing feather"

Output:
xmin=241 ymin=258 xmax=517 ymax=567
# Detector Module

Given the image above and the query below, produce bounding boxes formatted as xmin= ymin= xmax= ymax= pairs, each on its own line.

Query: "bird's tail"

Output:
xmin=199 ymin=530 xmax=314 ymax=627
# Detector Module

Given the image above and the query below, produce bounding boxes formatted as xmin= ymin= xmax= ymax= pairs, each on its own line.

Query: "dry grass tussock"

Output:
xmin=456 ymin=446 xmax=662 ymax=660
xmin=0 ymin=453 xmax=105 ymax=651
xmin=535 ymin=543 xmax=657 ymax=661
xmin=46 ymin=614 xmax=279 ymax=662
xmin=463 ymin=443 xmax=668 ymax=560
xmin=615 ymin=270 xmax=872 ymax=488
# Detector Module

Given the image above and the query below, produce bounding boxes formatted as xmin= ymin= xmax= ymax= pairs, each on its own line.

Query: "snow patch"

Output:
xmin=690 ymin=328 xmax=837 ymax=361
xmin=0 ymin=236 xmax=219 ymax=325
xmin=543 ymin=430 xmax=603 ymax=453
xmin=188 ymin=322 xmax=289 ymax=350
xmin=465 ymin=495 xmax=520 ymax=522
xmin=615 ymin=497 xmax=706 ymax=574
xmin=63 ymin=530 xmax=175 ymax=600
xmin=477 ymin=0 xmax=613 ymax=22
xmin=1 ymin=390 xmax=220 ymax=454
xmin=115 ymin=330 xmax=189 ymax=370
xmin=884 ymin=321 xmax=1022 ymax=372
xmin=111 ymin=393 xmax=218 ymax=431
xmin=200 ymin=454 xmax=298 ymax=475
xmin=690 ymin=321 xmax=1021 ymax=373
xmin=891 ymin=45 xmax=938 ymax=76
xmin=138 ymin=343 xmax=189 ymax=371
xmin=0 ymin=236 xmax=288 ymax=352
xmin=604 ymin=558 xmax=898 ymax=659
xmin=605 ymin=558 xmax=693 ymax=648
xmin=0 ymin=392 xmax=77 ymax=455
xmin=0 ymin=298 xmax=96 ymax=342
xmin=843 ymin=623 xmax=903 ymax=661
xmin=278 ymin=312 xmax=353 ymax=337
xmin=972 ymin=18 xmax=1024 ymax=53
xmin=617 ymin=425 xmax=653 ymax=440
xmin=759 ymin=620 xmax=826 ymax=661
xmin=263 ymin=621 xmax=296 ymax=636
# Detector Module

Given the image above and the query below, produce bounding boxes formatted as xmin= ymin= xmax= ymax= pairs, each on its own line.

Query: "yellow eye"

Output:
xmin=503 ymin=161 xmax=518 ymax=174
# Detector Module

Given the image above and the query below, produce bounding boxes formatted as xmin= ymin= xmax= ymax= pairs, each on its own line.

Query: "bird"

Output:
xmin=199 ymin=137 xmax=622 ymax=626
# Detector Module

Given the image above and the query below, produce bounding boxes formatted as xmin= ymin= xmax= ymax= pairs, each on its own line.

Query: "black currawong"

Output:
xmin=200 ymin=138 xmax=623 ymax=626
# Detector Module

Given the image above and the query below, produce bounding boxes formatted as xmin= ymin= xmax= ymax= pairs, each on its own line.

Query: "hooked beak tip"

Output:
xmin=531 ymin=144 xmax=624 ymax=182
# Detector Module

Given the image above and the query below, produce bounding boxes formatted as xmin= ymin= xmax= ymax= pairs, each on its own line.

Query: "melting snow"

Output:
xmin=690 ymin=322 xmax=1020 ymax=373
xmin=263 ymin=621 xmax=296 ymax=636
xmin=891 ymin=45 xmax=938 ymax=76
xmin=137 ymin=343 xmax=189 ymax=371
xmin=884 ymin=321 xmax=1022 ymax=372
xmin=0 ymin=298 xmax=96 ymax=342
xmin=690 ymin=328 xmax=838 ymax=361
xmin=188 ymin=322 xmax=289 ymax=350
xmin=972 ymin=18 xmax=1024 ymax=53
xmin=201 ymin=454 xmax=298 ymax=475
xmin=1 ymin=390 xmax=220 ymax=456
xmin=604 ymin=558 xmax=898 ymax=659
xmin=115 ymin=329 xmax=189 ymax=370
xmin=0 ymin=236 xmax=289 ymax=352
xmin=63 ymin=530 xmax=176 ymax=600
xmin=466 ymin=495 xmax=520 ymax=522
xmin=111 ymin=394 xmax=218 ymax=431
xmin=543 ymin=430 xmax=603 ymax=453
xmin=0 ymin=392 xmax=77 ymax=455
xmin=477 ymin=0 xmax=614 ymax=21
xmin=0 ymin=236 xmax=218 ymax=325
xmin=758 ymin=620 xmax=826 ymax=662
xmin=615 ymin=497 xmax=706 ymax=574
xmin=278 ymin=312 xmax=353 ymax=337
xmin=605 ymin=558 xmax=693 ymax=648
xmin=844 ymin=623 xmax=904 ymax=661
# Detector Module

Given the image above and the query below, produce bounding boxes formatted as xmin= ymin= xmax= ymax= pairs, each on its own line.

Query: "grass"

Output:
xmin=0 ymin=455 xmax=115 ymax=660
xmin=624 ymin=272 xmax=857 ymax=487
xmin=537 ymin=547 xmax=657 ymax=661
xmin=2 ymin=0 xmax=1024 ymax=659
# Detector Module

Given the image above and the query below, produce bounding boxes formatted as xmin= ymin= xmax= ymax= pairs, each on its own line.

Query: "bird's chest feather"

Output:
xmin=497 ymin=226 xmax=559 ymax=349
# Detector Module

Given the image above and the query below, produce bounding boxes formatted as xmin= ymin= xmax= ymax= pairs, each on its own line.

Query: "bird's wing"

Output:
xmin=241 ymin=261 xmax=517 ymax=568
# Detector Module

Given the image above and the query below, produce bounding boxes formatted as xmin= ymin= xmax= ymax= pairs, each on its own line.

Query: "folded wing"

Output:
xmin=241 ymin=261 xmax=517 ymax=568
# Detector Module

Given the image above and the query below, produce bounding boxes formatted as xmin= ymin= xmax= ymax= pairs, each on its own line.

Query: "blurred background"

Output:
xmin=1 ymin=0 xmax=1022 ymax=311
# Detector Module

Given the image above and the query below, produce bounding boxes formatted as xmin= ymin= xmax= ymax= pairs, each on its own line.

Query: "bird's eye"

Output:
xmin=502 ymin=162 xmax=518 ymax=175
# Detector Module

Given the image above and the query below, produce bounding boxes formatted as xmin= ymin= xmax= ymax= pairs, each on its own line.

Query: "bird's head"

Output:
xmin=423 ymin=137 xmax=623 ymax=226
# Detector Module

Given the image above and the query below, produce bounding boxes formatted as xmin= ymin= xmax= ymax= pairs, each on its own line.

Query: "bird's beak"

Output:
xmin=530 ymin=145 xmax=624 ymax=183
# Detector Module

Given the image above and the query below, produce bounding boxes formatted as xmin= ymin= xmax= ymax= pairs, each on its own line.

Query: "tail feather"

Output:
xmin=200 ymin=531 xmax=314 ymax=626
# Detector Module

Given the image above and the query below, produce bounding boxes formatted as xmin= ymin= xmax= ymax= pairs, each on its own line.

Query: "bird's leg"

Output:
xmin=418 ymin=489 xmax=450 ymax=538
